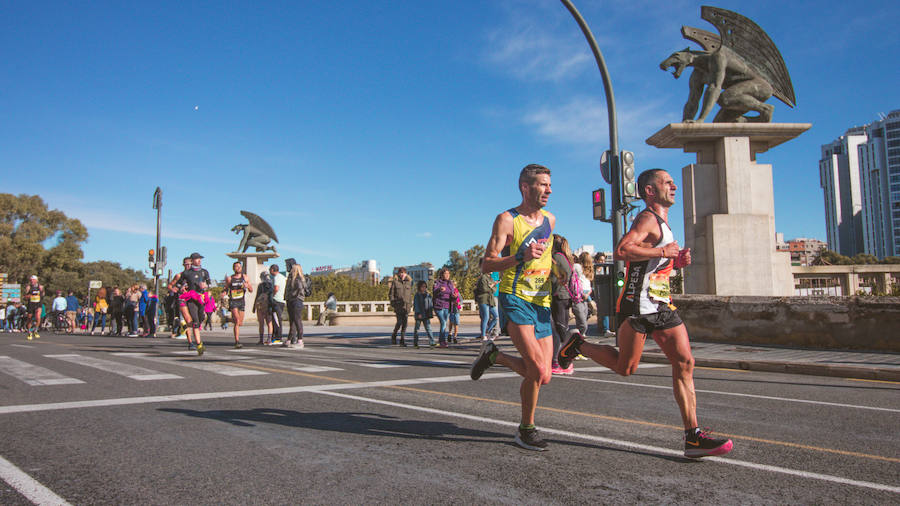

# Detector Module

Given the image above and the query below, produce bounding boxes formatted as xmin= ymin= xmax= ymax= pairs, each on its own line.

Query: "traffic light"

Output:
xmin=592 ymin=188 xmax=607 ymax=221
xmin=621 ymin=150 xmax=637 ymax=202
xmin=148 ymin=249 xmax=155 ymax=266
xmin=615 ymin=270 xmax=625 ymax=288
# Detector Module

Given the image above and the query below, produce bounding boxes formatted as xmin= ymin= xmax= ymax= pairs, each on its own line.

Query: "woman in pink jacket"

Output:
xmin=202 ymin=292 xmax=216 ymax=331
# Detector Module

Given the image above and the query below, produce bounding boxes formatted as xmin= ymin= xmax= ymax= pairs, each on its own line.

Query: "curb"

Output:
xmin=641 ymin=353 xmax=900 ymax=382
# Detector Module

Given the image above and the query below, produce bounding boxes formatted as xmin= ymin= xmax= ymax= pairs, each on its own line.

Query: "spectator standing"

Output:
xmin=448 ymin=281 xmax=461 ymax=343
xmin=6 ymin=303 xmax=16 ymax=332
xmin=51 ymin=291 xmax=67 ymax=331
xmin=389 ymin=268 xmax=413 ymax=346
xmin=123 ymin=286 xmax=136 ymax=336
xmin=219 ymin=293 xmax=229 ymax=329
xmin=285 ymin=262 xmax=309 ymax=348
xmin=432 ymin=268 xmax=454 ymax=348
xmin=90 ymin=287 xmax=109 ymax=335
xmin=0 ymin=305 xmax=6 ymax=332
xmin=109 ymin=287 xmax=124 ymax=336
xmin=571 ymin=262 xmax=591 ymax=336
xmin=550 ymin=234 xmax=577 ymax=375
xmin=202 ymin=291 xmax=215 ymax=331
xmin=412 ymin=280 xmax=435 ymax=348
xmin=146 ymin=291 xmax=158 ymax=337
xmin=65 ymin=291 xmax=80 ymax=334
xmin=269 ymin=265 xmax=287 ymax=344
xmin=138 ymin=285 xmax=150 ymax=336
xmin=474 ymin=259 xmax=499 ymax=340
xmin=317 ymin=293 xmax=337 ymax=326
xmin=593 ymin=252 xmax=611 ymax=335
xmin=254 ymin=272 xmax=273 ymax=345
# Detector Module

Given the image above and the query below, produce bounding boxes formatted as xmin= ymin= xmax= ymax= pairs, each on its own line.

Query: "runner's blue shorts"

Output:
xmin=498 ymin=293 xmax=552 ymax=339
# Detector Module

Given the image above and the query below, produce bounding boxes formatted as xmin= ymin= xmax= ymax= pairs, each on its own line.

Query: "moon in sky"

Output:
xmin=194 ymin=106 xmax=199 ymax=111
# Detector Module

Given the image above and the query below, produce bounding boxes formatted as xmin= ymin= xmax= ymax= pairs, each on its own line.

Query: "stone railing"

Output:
xmin=302 ymin=300 xmax=479 ymax=320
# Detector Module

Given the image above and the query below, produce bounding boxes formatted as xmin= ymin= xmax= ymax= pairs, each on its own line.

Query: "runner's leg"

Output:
xmin=651 ymin=324 xmax=698 ymax=429
xmin=494 ymin=324 xmax=553 ymax=426
xmin=578 ymin=319 xmax=646 ymax=376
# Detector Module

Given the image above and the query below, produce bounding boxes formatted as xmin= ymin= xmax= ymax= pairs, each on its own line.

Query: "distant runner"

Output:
xmin=225 ymin=261 xmax=253 ymax=349
xmin=558 ymin=168 xmax=733 ymax=458
xmin=169 ymin=253 xmax=211 ymax=356
xmin=470 ymin=164 xmax=556 ymax=451
xmin=24 ymin=275 xmax=44 ymax=340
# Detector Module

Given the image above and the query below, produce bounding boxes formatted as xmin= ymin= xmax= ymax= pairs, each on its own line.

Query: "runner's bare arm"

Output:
xmin=244 ymin=274 xmax=253 ymax=292
xmin=614 ymin=213 xmax=679 ymax=262
xmin=166 ymin=273 xmax=181 ymax=292
xmin=482 ymin=212 xmax=516 ymax=274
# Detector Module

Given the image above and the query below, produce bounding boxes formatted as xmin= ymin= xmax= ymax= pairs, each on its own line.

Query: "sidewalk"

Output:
xmin=199 ymin=323 xmax=900 ymax=382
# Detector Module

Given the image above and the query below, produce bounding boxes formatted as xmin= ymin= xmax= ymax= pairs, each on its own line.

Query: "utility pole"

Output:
xmin=152 ymin=187 xmax=162 ymax=327
xmin=560 ymin=0 xmax=636 ymax=329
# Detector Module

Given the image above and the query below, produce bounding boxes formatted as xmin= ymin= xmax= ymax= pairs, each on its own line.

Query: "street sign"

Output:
xmin=2 ymin=283 xmax=21 ymax=303
xmin=89 ymin=280 xmax=102 ymax=289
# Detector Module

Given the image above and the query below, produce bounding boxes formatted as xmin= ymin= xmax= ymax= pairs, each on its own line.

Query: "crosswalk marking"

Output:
xmin=9 ymin=344 xmax=33 ymax=349
xmin=0 ymin=356 xmax=85 ymax=386
xmin=356 ymin=362 xmax=407 ymax=368
xmin=44 ymin=354 xmax=182 ymax=381
xmin=112 ymin=353 xmax=268 ymax=377
xmin=246 ymin=358 xmax=343 ymax=373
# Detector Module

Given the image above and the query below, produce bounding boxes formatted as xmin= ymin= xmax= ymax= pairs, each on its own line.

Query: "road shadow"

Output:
xmin=158 ymin=407 xmax=694 ymax=463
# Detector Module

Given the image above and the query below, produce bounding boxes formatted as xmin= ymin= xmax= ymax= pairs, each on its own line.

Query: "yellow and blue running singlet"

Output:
xmin=499 ymin=208 xmax=554 ymax=308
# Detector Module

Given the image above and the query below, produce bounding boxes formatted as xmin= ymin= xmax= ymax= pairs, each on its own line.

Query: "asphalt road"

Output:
xmin=1 ymin=329 xmax=898 ymax=505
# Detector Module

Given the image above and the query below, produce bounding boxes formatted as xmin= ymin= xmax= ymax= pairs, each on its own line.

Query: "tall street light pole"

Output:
xmin=152 ymin=187 xmax=162 ymax=326
xmin=559 ymin=0 xmax=627 ymax=325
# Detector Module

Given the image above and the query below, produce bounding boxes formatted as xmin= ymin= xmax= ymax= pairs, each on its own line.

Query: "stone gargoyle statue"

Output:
xmin=659 ymin=6 xmax=796 ymax=123
xmin=231 ymin=210 xmax=278 ymax=253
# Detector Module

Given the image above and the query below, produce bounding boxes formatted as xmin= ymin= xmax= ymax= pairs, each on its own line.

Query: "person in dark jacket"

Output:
xmin=432 ymin=268 xmax=454 ymax=347
xmin=389 ymin=267 xmax=413 ymax=346
xmin=285 ymin=263 xmax=309 ymax=348
xmin=254 ymin=272 xmax=273 ymax=345
xmin=474 ymin=258 xmax=499 ymax=340
xmin=412 ymin=281 xmax=435 ymax=348
xmin=109 ymin=287 xmax=125 ymax=336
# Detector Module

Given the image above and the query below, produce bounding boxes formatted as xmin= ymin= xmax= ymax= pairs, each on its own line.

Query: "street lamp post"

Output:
xmin=152 ymin=187 xmax=162 ymax=328
xmin=559 ymin=0 xmax=627 ymax=327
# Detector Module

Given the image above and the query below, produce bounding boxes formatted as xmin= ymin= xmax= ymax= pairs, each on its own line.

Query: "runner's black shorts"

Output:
xmin=27 ymin=302 xmax=41 ymax=316
xmin=185 ymin=299 xmax=203 ymax=324
xmin=229 ymin=299 xmax=245 ymax=311
xmin=618 ymin=303 xmax=683 ymax=335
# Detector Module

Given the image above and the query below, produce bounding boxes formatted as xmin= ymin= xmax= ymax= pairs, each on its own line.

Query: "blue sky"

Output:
xmin=2 ymin=0 xmax=898 ymax=281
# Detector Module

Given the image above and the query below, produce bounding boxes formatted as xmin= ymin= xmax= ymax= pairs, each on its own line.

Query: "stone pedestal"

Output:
xmin=226 ymin=251 xmax=279 ymax=323
xmin=646 ymin=123 xmax=811 ymax=296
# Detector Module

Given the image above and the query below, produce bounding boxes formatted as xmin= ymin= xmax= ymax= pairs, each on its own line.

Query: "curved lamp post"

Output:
xmin=559 ymin=0 xmax=626 ymax=323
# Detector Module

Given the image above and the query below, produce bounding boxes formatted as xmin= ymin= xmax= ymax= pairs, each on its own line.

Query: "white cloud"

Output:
xmin=482 ymin=11 xmax=592 ymax=83
xmin=521 ymin=95 xmax=676 ymax=155
xmin=416 ymin=232 xmax=433 ymax=238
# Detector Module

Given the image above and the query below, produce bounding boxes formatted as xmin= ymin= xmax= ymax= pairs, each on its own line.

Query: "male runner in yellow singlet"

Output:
xmin=558 ymin=168 xmax=733 ymax=458
xmin=470 ymin=164 xmax=555 ymax=451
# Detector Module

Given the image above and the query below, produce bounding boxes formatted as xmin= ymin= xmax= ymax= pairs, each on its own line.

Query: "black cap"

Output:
xmin=190 ymin=252 xmax=204 ymax=260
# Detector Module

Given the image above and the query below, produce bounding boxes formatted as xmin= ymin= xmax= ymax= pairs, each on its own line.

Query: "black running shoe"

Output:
xmin=470 ymin=340 xmax=498 ymax=380
xmin=557 ymin=330 xmax=584 ymax=370
xmin=515 ymin=427 xmax=548 ymax=451
xmin=684 ymin=428 xmax=733 ymax=458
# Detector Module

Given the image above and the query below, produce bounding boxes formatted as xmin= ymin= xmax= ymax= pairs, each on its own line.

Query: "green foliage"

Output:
xmin=307 ymin=274 xmax=389 ymax=302
xmin=442 ymin=244 xmax=485 ymax=299
xmin=0 ymin=194 xmax=149 ymax=305
xmin=814 ymin=249 xmax=900 ymax=266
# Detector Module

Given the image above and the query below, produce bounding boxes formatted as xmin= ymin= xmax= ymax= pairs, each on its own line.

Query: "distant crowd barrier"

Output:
xmin=303 ymin=300 xmax=480 ymax=325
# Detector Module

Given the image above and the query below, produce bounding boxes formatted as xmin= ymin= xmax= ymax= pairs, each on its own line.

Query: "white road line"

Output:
xmin=44 ymin=354 xmax=182 ymax=381
xmin=10 ymin=344 xmax=34 ymax=349
xmin=0 ymin=454 xmax=71 ymax=505
xmin=563 ymin=375 xmax=900 ymax=413
xmin=316 ymin=390 xmax=900 ymax=495
xmin=244 ymin=358 xmax=343 ymax=373
xmin=112 ymin=353 xmax=268 ymax=377
xmin=0 ymin=356 xmax=84 ymax=386
xmin=0 ymin=372 xmax=518 ymax=415
xmin=356 ymin=362 xmax=408 ymax=368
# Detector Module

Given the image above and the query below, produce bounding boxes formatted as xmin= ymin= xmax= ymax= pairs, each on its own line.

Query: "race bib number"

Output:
xmin=231 ymin=289 xmax=244 ymax=299
xmin=648 ymin=272 xmax=671 ymax=302
xmin=29 ymin=294 xmax=41 ymax=303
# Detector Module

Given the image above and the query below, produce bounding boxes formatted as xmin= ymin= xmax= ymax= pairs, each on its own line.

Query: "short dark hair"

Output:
xmin=416 ymin=280 xmax=427 ymax=289
xmin=233 ymin=261 xmax=242 ymax=268
xmin=637 ymin=168 xmax=667 ymax=200
xmin=519 ymin=164 xmax=551 ymax=188
xmin=270 ymin=264 xmax=279 ymax=272
xmin=397 ymin=267 xmax=407 ymax=274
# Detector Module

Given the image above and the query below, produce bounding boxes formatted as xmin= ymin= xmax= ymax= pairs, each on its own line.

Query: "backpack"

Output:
xmin=562 ymin=255 xmax=583 ymax=303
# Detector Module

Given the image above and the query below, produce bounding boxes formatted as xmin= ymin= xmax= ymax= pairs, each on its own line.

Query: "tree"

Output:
xmin=0 ymin=194 xmax=149 ymax=304
xmin=0 ymin=194 xmax=87 ymax=285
